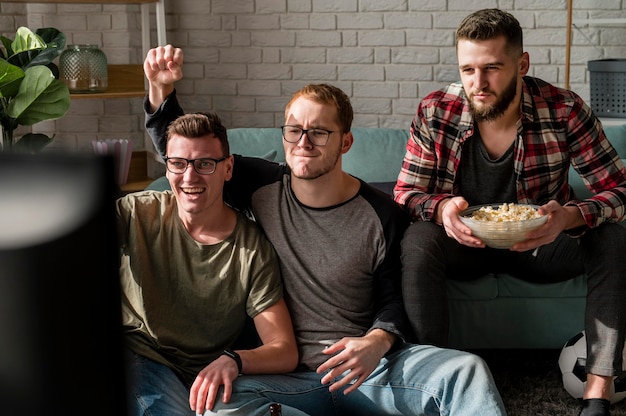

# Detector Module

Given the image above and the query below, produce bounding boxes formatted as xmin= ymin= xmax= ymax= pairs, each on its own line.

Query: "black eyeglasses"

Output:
xmin=280 ymin=125 xmax=336 ymax=146
xmin=165 ymin=156 xmax=228 ymax=175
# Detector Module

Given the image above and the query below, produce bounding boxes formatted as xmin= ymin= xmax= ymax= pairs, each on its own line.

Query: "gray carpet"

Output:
xmin=478 ymin=349 xmax=626 ymax=416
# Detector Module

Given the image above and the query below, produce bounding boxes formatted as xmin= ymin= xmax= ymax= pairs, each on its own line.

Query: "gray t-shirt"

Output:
xmin=458 ymin=132 xmax=517 ymax=205
xmin=242 ymin=173 xmax=409 ymax=370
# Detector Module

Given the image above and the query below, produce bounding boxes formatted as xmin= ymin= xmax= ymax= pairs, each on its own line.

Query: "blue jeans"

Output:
xmin=125 ymin=350 xmax=195 ymax=416
xmin=207 ymin=344 xmax=506 ymax=416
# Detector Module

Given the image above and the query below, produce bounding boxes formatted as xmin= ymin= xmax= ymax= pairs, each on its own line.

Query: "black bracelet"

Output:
xmin=222 ymin=348 xmax=242 ymax=374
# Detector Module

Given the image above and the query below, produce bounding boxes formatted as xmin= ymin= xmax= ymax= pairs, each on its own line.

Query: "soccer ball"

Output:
xmin=558 ymin=331 xmax=626 ymax=404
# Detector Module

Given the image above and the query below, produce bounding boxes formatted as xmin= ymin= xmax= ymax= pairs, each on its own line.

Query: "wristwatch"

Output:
xmin=221 ymin=348 xmax=242 ymax=374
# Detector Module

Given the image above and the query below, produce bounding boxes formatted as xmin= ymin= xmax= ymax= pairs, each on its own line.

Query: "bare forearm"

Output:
xmin=243 ymin=299 xmax=298 ymax=374
xmin=238 ymin=341 xmax=298 ymax=374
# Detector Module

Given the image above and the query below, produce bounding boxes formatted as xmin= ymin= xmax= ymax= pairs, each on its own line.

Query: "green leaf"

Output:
xmin=0 ymin=59 xmax=25 ymax=98
xmin=0 ymin=36 xmax=12 ymax=59
xmin=0 ymin=27 xmax=68 ymax=152
xmin=11 ymin=27 xmax=47 ymax=55
xmin=2 ymin=28 xmax=66 ymax=71
xmin=36 ymin=28 xmax=65 ymax=47
xmin=7 ymin=65 xmax=70 ymax=126
xmin=26 ymin=28 xmax=66 ymax=69
xmin=7 ymin=27 xmax=63 ymax=70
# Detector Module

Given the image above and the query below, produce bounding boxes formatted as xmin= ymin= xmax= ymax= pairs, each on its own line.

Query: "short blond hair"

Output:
xmin=285 ymin=84 xmax=353 ymax=133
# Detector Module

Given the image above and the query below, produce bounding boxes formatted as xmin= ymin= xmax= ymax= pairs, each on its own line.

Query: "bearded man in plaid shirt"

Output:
xmin=394 ymin=9 xmax=626 ymax=416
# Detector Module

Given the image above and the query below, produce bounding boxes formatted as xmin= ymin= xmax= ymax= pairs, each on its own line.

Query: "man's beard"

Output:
xmin=468 ymin=75 xmax=518 ymax=122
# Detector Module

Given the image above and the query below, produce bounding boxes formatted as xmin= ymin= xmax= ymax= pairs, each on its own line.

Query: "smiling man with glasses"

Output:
xmin=116 ymin=112 xmax=298 ymax=416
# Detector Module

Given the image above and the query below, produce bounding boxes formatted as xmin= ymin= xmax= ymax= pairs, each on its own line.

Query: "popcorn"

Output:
xmin=468 ymin=203 xmax=542 ymax=222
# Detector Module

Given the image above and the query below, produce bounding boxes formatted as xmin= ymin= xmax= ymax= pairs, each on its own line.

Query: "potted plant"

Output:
xmin=0 ymin=26 xmax=70 ymax=152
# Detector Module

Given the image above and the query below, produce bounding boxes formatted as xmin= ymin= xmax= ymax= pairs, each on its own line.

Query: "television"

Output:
xmin=0 ymin=153 xmax=126 ymax=416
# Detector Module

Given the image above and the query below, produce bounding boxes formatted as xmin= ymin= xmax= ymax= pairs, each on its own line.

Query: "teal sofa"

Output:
xmin=146 ymin=124 xmax=626 ymax=350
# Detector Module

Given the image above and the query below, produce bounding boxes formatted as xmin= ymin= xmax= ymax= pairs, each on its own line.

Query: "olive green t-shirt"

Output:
xmin=116 ymin=191 xmax=282 ymax=386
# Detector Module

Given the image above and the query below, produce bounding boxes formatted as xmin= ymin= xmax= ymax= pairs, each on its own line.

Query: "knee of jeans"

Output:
xmin=456 ymin=353 xmax=491 ymax=378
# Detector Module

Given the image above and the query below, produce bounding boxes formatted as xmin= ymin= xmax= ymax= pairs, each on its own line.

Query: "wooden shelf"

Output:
xmin=120 ymin=178 xmax=153 ymax=193
xmin=120 ymin=150 xmax=153 ymax=193
xmin=69 ymin=64 xmax=145 ymax=99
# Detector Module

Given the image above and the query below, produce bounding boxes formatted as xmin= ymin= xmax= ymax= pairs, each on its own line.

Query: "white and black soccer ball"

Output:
xmin=558 ymin=330 xmax=626 ymax=404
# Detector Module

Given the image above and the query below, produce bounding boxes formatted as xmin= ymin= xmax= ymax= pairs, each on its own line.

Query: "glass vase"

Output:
xmin=59 ymin=44 xmax=108 ymax=93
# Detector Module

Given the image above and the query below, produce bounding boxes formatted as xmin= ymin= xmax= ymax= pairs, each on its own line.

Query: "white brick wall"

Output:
xmin=2 ymin=1 xmax=626 ymax=154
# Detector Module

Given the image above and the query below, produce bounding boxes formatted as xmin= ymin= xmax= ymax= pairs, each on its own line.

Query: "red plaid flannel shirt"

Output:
xmin=394 ymin=76 xmax=626 ymax=232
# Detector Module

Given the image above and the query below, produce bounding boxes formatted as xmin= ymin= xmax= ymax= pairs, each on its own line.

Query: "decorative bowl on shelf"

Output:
xmin=459 ymin=203 xmax=548 ymax=249
xmin=60 ymin=44 xmax=108 ymax=93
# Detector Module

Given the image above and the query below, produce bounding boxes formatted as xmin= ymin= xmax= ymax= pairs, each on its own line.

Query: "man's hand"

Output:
xmin=144 ymin=44 xmax=183 ymax=86
xmin=438 ymin=196 xmax=486 ymax=248
xmin=189 ymin=354 xmax=239 ymax=413
xmin=315 ymin=329 xmax=395 ymax=395
xmin=144 ymin=45 xmax=184 ymax=111
xmin=441 ymin=198 xmax=585 ymax=252
xmin=510 ymin=201 xmax=584 ymax=252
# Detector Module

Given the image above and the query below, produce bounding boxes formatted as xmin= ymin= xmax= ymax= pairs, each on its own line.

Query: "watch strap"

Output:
xmin=222 ymin=348 xmax=242 ymax=374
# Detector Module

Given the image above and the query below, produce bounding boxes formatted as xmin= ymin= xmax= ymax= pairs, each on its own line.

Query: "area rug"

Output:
xmin=476 ymin=349 xmax=626 ymax=416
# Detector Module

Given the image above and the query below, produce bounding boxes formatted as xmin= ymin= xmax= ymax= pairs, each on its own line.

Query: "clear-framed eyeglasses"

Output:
xmin=280 ymin=125 xmax=336 ymax=146
xmin=165 ymin=156 xmax=228 ymax=175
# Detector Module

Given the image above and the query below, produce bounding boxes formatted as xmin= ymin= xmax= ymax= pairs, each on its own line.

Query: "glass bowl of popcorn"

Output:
xmin=459 ymin=203 xmax=548 ymax=249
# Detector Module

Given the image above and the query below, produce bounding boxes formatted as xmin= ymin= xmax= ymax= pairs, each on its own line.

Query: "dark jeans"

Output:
xmin=401 ymin=221 xmax=626 ymax=376
xmin=125 ymin=350 xmax=195 ymax=416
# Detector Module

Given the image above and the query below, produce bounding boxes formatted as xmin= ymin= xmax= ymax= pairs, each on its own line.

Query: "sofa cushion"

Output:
xmin=369 ymin=182 xmax=396 ymax=195
xmin=496 ymin=273 xmax=587 ymax=298
xmin=447 ymin=274 xmax=499 ymax=300
xmin=228 ymin=128 xmax=285 ymax=162
xmin=344 ymin=127 xmax=409 ymax=183
xmin=145 ymin=175 xmax=170 ymax=191
xmin=448 ymin=295 xmax=586 ymax=349
xmin=446 ymin=273 xmax=587 ymax=301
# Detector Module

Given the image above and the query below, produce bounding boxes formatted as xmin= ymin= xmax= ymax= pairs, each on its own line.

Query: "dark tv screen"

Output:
xmin=0 ymin=153 xmax=125 ymax=416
